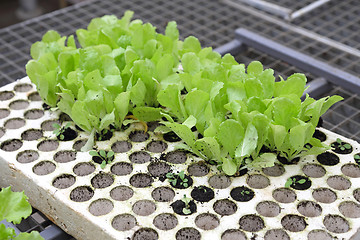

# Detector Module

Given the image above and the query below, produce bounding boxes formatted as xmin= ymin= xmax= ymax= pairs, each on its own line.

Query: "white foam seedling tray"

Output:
xmin=1 ymin=77 xmax=360 ymax=240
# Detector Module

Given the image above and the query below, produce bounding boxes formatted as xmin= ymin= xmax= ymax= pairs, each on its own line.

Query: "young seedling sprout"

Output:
xmin=181 ymin=194 xmax=192 ymax=215
xmin=89 ymin=150 xmax=114 ymax=169
xmin=52 ymin=122 xmax=71 ymax=140
xmin=332 ymin=138 xmax=352 ymax=151
xmin=285 ymin=177 xmax=306 ymax=188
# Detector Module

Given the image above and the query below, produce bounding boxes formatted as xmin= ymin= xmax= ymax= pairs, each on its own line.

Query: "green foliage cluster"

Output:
xmin=0 ymin=187 xmax=44 ymax=240
xmin=26 ymin=11 xmax=342 ymax=175
xmin=52 ymin=122 xmax=71 ymax=140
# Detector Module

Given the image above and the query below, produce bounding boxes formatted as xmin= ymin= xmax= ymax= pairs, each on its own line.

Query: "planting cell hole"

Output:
xmin=281 ymin=214 xmax=307 ymax=232
xmin=247 ymin=174 xmax=270 ymax=189
xmin=0 ymin=108 xmax=10 ymax=119
xmin=111 ymin=140 xmax=132 ymax=153
xmin=41 ymin=120 xmax=60 ymax=131
xmin=129 ymin=151 xmax=151 ymax=164
xmin=312 ymin=188 xmax=337 ymax=203
xmin=331 ymin=140 xmax=353 ymax=154
xmin=112 ymin=214 xmax=136 ymax=231
xmin=70 ymin=186 xmax=94 ymax=202
xmin=163 ymin=131 xmax=181 ymax=142
xmin=52 ymin=174 xmax=76 ymax=189
xmin=110 ymin=186 xmax=134 ymax=201
xmin=72 ymin=140 xmax=87 ymax=151
xmin=176 ymin=227 xmax=201 ymax=240
xmin=21 ymin=129 xmax=43 ymax=141
xmin=151 ymin=187 xmax=175 ymax=202
xmin=162 ymin=150 xmax=187 ymax=164
xmin=147 ymin=121 xmax=161 ymax=131
xmin=73 ymin=162 xmax=95 ymax=176
xmin=54 ymin=150 xmax=76 ymax=163
xmin=302 ymin=164 xmax=326 ymax=178
xmin=1 ymin=139 xmax=22 ymax=151
xmin=147 ymin=140 xmax=167 ymax=153
xmin=111 ymin=162 xmax=133 ymax=176
xmin=9 ymin=100 xmax=29 ymax=110
xmin=239 ymin=214 xmax=265 ymax=232
xmin=132 ymin=228 xmax=158 ymax=240
xmin=208 ymin=175 xmax=231 ymax=189
xmin=307 ymin=230 xmax=333 ymax=240
xmin=132 ymin=200 xmax=156 ymax=216
xmin=191 ymin=186 xmax=214 ymax=202
xmin=195 ymin=213 xmax=219 ymax=230
xmin=317 ymin=151 xmax=339 ymax=166
xmin=24 ymin=109 xmax=44 ymax=120
xmin=297 ymin=201 xmax=322 ymax=217
xmin=313 ymin=129 xmax=326 ymax=142
xmin=187 ymin=162 xmax=209 ymax=176
xmin=213 ymin=199 xmax=237 ymax=216
xmin=95 ymin=129 xmax=113 ymax=141
xmin=256 ymin=201 xmax=281 ymax=217
xmin=56 ymin=127 xmax=77 ymax=141
xmin=277 ymin=155 xmax=300 ymax=165
xmin=17 ymin=150 xmax=39 ymax=163
xmin=262 ymin=163 xmax=285 ymax=177
xmin=323 ymin=214 xmax=349 ymax=233
xmin=129 ymin=130 xmax=149 ymax=142
xmin=91 ymin=173 xmax=114 ymax=189
xmin=5 ymin=118 xmax=25 ymax=129
xmin=272 ymin=188 xmax=297 ymax=203
xmin=264 ymin=229 xmax=290 ymax=240
xmin=221 ymin=229 xmax=247 ymax=240
xmin=89 ymin=199 xmax=114 ymax=216
xmin=327 ymin=175 xmax=351 ymax=190
xmin=341 ymin=163 xmax=360 ymax=178
xmin=354 ymin=189 xmax=360 ymax=202
xmin=33 ymin=161 xmax=56 ymax=175
xmin=14 ymin=83 xmax=33 ymax=92
xmin=28 ymin=92 xmax=41 ymax=101
xmin=153 ymin=213 xmax=178 ymax=230
xmin=171 ymin=199 xmax=197 ymax=216
xmin=148 ymin=161 xmax=170 ymax=177
xmin=0 ymin=91 xmax=15 ymax=100
xmin=167 ymin=172 xmax=193 ymax=189
xmin=59 ymin=113 xmax=72 ymax=122
xmin=231 ymin=186 xmax=255 ymax=202
xmin=37 ymin=140 xmax=59 ymax=152
xmin=130 ymin=173 xmax=153 ymax=188
xmin=339 ymin=201 xmax=360 ymax=218
xmin=0 ymin=128 xmax=4 ymax=138
xmin=287 ymin=175 xmax=311 ymax=190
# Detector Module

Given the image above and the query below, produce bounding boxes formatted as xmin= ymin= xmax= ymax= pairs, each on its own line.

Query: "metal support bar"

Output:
xmin=302 ymin=78 xmax=332 ymax=99
xmin=214 ymin=39 xmax=245 ymax=56
xmin=234 ymin=28 xmax=360 ymax=94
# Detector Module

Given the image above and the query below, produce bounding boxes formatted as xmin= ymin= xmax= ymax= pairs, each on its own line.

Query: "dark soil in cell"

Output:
xmin=187 ymin=162 xmax=209 ymax=176
xmin=5 ymin=118 xmax=26 ymax=129
xmin=277 ymin=155 xmax=300 ymax=165
xmin=239 ymin=214 xmax=265 ymax=232
xmin=281 ymin=214 xmax=307 ymax=232
xmin=9 ymin=100 xmax=29 ymax=110
xmin=57 ymin=127 xmax=77 ymax=141
xmin=54 ymin=150 xmax=76 ymax=163
xmin=151 ymin=187 xmax=175 ymax=202
xmin=28 ymin=92 xmax=42 ymax=101
xmin=91 ymin=173 xmax=114 ymax=189
xmin=21 ymin=129 xmax=43 ymax=141
xmin=0 ymin=91 xmax=15 ymax=100
xmin=213 ymin=199 xmax=237 ymax=216
xmin=89 ymin=199 xmax=113 ymax=216
xmin=323 ymin=214 xmax=349 ymax=233
xmin=41 ymin=120 xmax=60 ymax=131
xmin=33 ymin=161 xmax=56 ymax=175
xmin=42 ymin=103 xmax=50 ymax=110
xmin=112 ymin=214 xmax=136 ymax=231
xmin=132 ymin=200 xmax=156 ymax=216
xmin=52 ymin=174 xmax=76 ymax=189
xmin=272 ymin=188 xmax=297 ymax=203
xmin=331 ymin=140 xmax=353 ymax=154
xmin=221 ymin=229 xmax=247 ymax=240
xmin=132 ymin=228 xmax=158 ymax=240
xmin=111 ymin=162 xmax=133 ymax=176
xmin=297 ymin=201 xmax=322 ymax=217
xmin=37 ymin=140 xmax=59 ymax=152
xmin=111 ymin=141 xmax=132 ymax=153
xmin=264 ymin=229 xmax=290 ymax=240
xmin=24 ymin=109 xmax=44 ymax=120
xmin=147 ymin=121 xmax=161 ymax=131
xmin=312 ymin=188 xmax=337 ymax=203
xmin=59 ymin=113 xmax=72 ymax=122
xmin=130 ymin=173 xmax=153 ymax=188
xmin=191 ymin=186 xmax=214 ymax=202
xmin=129 ymin=151 xmax=151 ymax=164
xmin=147 ymin=140 xmax=167 ymax=153
xmin=163 ymin=131 xmax=181 ymax=142
xmin=167 ymin=172 xmax=193 ymax=189
xmin=95 ymin=129 xmax=113 ymax=141
xmin=73 ymin=140 xmax=87 ymax=151
xmin=231 ymin=186 xmax=255 ymax=202
xmin=195 ymin=213 xmax=219 ymax=230
xmin=208 ymin=175 xmax=231 ymax=189
xmin=148 ymin=161 xmax=171 ymax=178
xmin=73 ymin=162 xmax=95 ymax=176
xmin=176 ymin=228 xmax=201 ymax=240
xmin=0 ymin=108 xmax=10 ymax=119
xmin=287 ymin=175 xmax=311 ymax=190
xmin=161 ymin=150 xmax=187 ymax=164
xmin=14 ymin=83 xmax=33 ymax=92
xmin=110 ymin=186 xmax=134 ymax=201
xmin=171 ymin=199 xmax=197 ymax=215
xmin=70 ymin=186 xmax=94 ymax=202
xmin=1 ymin=139 xmax=22 ymax=151
xmin=317 ymin=117 xmax=323 ymax=127
xmin=317 ymin=151 xmax=339 ymax=166
xmin=313 ymin=129 xmax=326 ymax=142
xmin=16 ymin=150 xmax=39 ymax=163
xmin=129 ymin=130 xmax=149 ymax=142
xmin=153 ymin=213 xmax=178 ymax=230
xmin=91 ymin=151 xmax=114 ymax=164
